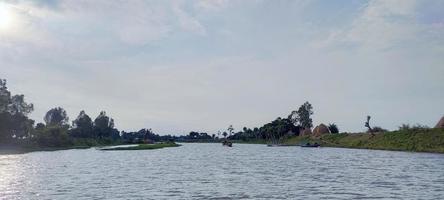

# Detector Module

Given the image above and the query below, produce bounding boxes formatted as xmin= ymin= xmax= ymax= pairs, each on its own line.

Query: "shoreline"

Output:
xmin=2 ymin=128 xmax=443 ymax=154
xmin=281 ymin=128 xmax=444 ymax=154
xmin=100 ymin=142 xmax=180 ymax=151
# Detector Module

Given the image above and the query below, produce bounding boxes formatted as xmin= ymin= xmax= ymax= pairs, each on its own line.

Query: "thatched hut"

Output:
xmin=313 ymin=123 xmax=330 ymax=137
xmin=300 ymin=128 xmax=312 ymax=136
xmin=435 ymin=116 xmax=444 ymax=129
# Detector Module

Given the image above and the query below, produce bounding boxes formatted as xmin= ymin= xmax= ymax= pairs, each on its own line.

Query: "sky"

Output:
xmin=1 ymin=0 xmax=443 ymax=135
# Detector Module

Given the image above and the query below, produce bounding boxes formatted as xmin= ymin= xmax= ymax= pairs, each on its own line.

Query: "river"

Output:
xmin=1 ymin=143 xmax=443 ymax=199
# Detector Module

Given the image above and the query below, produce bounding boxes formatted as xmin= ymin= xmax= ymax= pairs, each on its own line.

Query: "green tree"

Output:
xmin=33 ymin=125 xmax=72 ymax=147
xmin=93 ymin=111 xmax=116 ymax=139
xmin=296 ymin=101 xmax=313 ymax=129
xmin=328 ymin=123 xmax=339 ymax=134
xmin=70 ymin=110 xmax=94 ymax=138
xmin=0 ymin=79 xmax=35 ymax=142
xmin=44 ymin=107 xmax=69 ymax=127
xmin=227 ymin=125 xmax=234 ymax=136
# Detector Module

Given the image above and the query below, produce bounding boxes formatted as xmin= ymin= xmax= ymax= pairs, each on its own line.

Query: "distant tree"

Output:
xmin=212 ymin=134 xmax=216 ymax=140
xmin=93 ymin=111 xmax=116 ymax=139
xmin=0 ymin=79 xmax=11 ymax=113
xmin=296 ymin=101 xmax=313 ymax=128
xmin=35 ymin=122 xmax=45 ymax=131
xmin=189 ymin=131 xmax=199 ymax=139
xmin=365 ymin=115 xmax=373 ymax=133
xmin=70 ymin=110 xmax=94 ymax=138
xmin=8 ymin=95 xmax=34 ymax=116
xmin=0 ymin=79 xmax=35 ymax=142
xmin=287 ymin=111 xmax=298 ymax=125
xmin=33 ymin=125 xmax=72 ymax=147
xmin=222 ymin=131 xmax=228 ymax=138
xmin=371 ymin=126 xmax=387 ymax=133
xmin=44 ymin=107 xmax=69 ymax=127
xmin=398 ymin=124 xmax=429 ymax=132
xmin=227 ymin=125 xmax=234 ymax=136
xmin=243 ymin=127 xmax=248 ymax=133
xmin=328 ymin=123 xmax=339 ymax=134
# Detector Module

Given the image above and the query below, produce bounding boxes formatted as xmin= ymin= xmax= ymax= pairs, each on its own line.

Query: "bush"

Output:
xmin=33 ymin=126 xmax=73 ymax=147
xmin=328 ymin=123 xmax=339 ymax=134
xmin=398 ymin=124 xmax=430 ymax=132
xmin=371 ymin=126 xmax=388 ymax=133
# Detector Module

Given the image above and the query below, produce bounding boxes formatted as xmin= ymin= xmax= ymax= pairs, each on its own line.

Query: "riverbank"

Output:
xmin=100 ymin=142 xmax=180 ymax=151
xmin=283 ymin=128 xmax=444 ymax=153
xmin=0 ymin=145 xmax=92 ymax=155
xmin=0 ymin=138 xmax=125 ymax=155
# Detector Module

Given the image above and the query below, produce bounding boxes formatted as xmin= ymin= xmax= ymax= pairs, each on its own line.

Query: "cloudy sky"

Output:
xmin=1 ymin=0 xmax=443 ymax=134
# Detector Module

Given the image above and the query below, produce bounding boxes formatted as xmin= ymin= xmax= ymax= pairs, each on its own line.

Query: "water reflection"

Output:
xmin=1 ymin=143 xmax=443 ymax=199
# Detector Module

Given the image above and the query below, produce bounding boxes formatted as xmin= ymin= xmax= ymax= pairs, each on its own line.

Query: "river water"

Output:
xmin=1 ymin=143 xmax=443 ymax=199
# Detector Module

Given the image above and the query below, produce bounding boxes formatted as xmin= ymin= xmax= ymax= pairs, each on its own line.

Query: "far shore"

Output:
xmin=278 ymin=128 xmax=444 ymax=153
xmin=1 ymin=128 xmax=443 ymax=154
xmin=100 ymin=142 xmax=181 ymax=151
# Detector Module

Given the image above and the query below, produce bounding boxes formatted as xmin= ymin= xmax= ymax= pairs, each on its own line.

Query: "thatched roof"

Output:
xmin=435 ymin=116 xmax=444 ymax=128
xmin=300 ymin=128 xmax=312 ymax=136
xmin=313 ymin=123 xmax=330 ymax=137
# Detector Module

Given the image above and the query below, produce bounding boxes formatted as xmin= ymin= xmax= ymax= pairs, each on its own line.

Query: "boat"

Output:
xmin=266 ymin=144 xmax=297 ymax=147
xmin=222 ymin=140 xmax=232 ymax=147
xmin=300 ymin=142 xmax=320 ymax=148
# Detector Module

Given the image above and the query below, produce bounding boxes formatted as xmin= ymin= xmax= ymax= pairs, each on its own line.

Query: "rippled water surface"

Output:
xmin=1 ymin=143 xmax=444 ymax=199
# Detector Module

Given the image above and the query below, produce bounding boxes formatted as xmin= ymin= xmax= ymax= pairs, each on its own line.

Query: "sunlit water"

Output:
xmin=1 ymin=143 xmax=444 ymax=199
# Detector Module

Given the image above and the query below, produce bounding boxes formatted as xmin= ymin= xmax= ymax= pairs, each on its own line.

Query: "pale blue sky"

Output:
xmin=1 ymin=0 xmax=443 ymax=134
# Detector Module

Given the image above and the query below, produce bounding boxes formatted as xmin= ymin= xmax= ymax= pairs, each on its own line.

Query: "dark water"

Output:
xmin=1 ymin=143 xmax=443 ymax=200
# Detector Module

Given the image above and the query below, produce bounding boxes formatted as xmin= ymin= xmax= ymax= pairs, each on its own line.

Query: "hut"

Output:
xmin=435 ymin=116 xmax=444 ymax=129
xmin=313 ymin=123 xmax=330 ymax=137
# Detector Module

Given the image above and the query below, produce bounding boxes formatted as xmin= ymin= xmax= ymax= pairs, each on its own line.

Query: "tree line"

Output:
xmin=1 ymin=78 xmax=341 ymax=149
xmin=226 ymin=101 xmax=340 ymax=142
xmin=0 ymin=79 xmax=169 ymax=148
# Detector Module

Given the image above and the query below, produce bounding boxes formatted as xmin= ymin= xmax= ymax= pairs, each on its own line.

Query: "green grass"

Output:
xmin=282 ymin=128 xmax=444 ymax=153
xmin=0 ymin=145 xmax=92 ymax=155
xmin=231 ymin=139 xmax=268 ymax=144
xmin=100 ymin=142 xmax=181 ymax=151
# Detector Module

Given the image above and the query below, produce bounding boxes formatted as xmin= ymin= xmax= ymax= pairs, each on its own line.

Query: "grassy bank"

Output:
xmin=0 ymin=145 xmax=92 ymax=155
xmin=0 ymin=138 xmax=124 ymax=155
xmin=100 ymin=142 xmax=181 ymax=151
xmin=283 ymin=128 xmax=444 ymax=153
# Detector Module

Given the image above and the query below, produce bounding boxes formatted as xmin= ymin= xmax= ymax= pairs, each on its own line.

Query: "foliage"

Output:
xmin=322 ymin=129 xmax=444 ymax=153
xmin=281 ymin=128 xmax=444 ymax=153
xmin=121 ymin=128 xmax=161 ymax=143
xmin=44 ymin=107 xmax=69 ymax=126
xmin=365 ymin=115 xmax=372 ymax=133
xmin=228 ymin=117 xmax=301 ymax=142
xmin=398 ymin=124 xmax=430 ymax=132
xmin=0 ymin=79 xmax=35 ymax=143
xmin=296 ymin=101 xmax=313 ymax=128
xmin=93 ymin=111 xmax=119 ymax=139
xmin=328 ymin=123 xmax=339 ymax=134
xmin=371 ymin=126 xmax=388 ymax=133
xmin=70 ymin=110 xmax=94 ymax=138
xmin=227 ymin=125 xmax=234 ymax=136
xmin=33 ymin=125 xmax=73 ymax=147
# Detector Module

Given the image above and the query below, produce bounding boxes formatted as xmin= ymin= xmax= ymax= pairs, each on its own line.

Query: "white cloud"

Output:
xmin=173 ymin=2 xmax=207 ymax=36
xmin=316 ymin=0 xmax=420 ymax=50
xmin=1 ymin=0 xmax=443 ymax=134
xmin=195 ymin=0 xmax=230 ymax=11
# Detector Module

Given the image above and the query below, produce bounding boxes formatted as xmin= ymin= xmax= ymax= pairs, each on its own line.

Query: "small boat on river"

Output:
xmin=300 ymin=142 xmax=320 ymax=148
xmin=266 ymin=144 xmax=297 ymax=147
xmin=222 ymin=140 xmax=232 ymax=147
